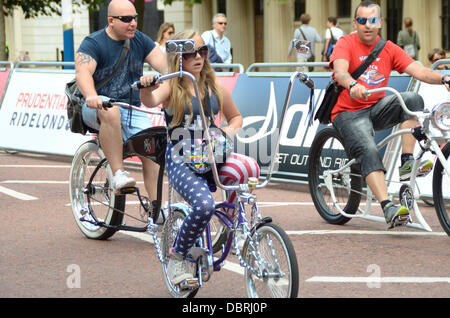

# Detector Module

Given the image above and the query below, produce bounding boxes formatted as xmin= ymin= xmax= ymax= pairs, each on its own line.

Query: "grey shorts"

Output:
xmin=332 ymin=92 xmax=424 ymax=179
xmin=82 ymin=103 xmax=153 ymax=142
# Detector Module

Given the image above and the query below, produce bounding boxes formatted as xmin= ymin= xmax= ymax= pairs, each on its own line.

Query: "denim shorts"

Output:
xmin=82 ymin=103 xmax=153 ymax=142
xmin=332 ymin=92 xmax=424 ymax=179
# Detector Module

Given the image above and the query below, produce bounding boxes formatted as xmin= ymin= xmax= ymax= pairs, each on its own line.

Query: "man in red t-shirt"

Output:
xmin=329 ymin=0 xmax=450 ymax=228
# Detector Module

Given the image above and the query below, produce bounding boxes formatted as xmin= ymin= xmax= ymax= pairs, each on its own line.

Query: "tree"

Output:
xmin=0 ymin=0 xmax=105 ymax=60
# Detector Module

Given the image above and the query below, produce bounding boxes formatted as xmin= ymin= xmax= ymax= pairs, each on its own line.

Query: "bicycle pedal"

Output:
xmin=399 ymin=184 xmax=414 ymax=210
xmin=388 ymin=215 xmax=410 ymax=229
xmin=119 ymin=187 xmax=137 ymax=194
xmin=179 ymin=278 xmax=199 ymax=290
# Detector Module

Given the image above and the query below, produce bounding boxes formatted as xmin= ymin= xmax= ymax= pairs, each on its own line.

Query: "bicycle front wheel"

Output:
xmin=308 ymin=127 xmax=362 ymax=224
xmin=243 ymin=223 xmax=299 ymax=298
xmin=161 ymin=208 xmax=199 ymax=298
xmin=69 ymin=141 xmax=125 ymax=240
xmin=433 ymin=142 xmax=450 ymax=236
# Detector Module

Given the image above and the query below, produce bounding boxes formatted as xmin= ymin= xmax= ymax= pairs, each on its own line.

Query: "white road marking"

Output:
xmin=119 ymin=231 xmax=245 ymax=276
xmin=2 ymin=180 xmax=145 ymax=185
xmin=258 ymin=202 xmax=315 ymax=207
xmin=0 ymin=185 xmax=38 ymax=200
xmin=123 ymin=231 xmax=450 ymax=285
xmin=306 ymin=276 xmax=450 ymax=284
xmin=0 ymin=151 xmax=47 ymax=158
xmin=0 ymin=165 xmax=71 ymax=168
xmin=286 ymin=230 xmax=447 ymax=236
xmin=1 ymin=180 xmax=68 ymax=184
xmin=121 ymin=231 xmax=155 ymax=244
xmin=66 ymin=201 xmax=444 ymax=237
xmin=2 ymin=161 xmax=446 ymax=286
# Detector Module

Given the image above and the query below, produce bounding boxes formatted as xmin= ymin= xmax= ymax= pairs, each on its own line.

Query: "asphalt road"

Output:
xmin=1 ymin=149 xmax=449 ymax=301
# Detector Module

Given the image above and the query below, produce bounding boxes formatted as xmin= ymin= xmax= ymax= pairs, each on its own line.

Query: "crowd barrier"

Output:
xmin=0 ymin=62 xmax=14 ymax=107
xmin=0 ymin=61 xmax=448 ymax=193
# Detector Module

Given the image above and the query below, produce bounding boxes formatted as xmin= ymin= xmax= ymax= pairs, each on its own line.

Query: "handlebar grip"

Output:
xmin=444 ymin=76 xmax=450 ymax=85
xmin=100 ymin=96 xmax=116 ymax=108
xmin=299 ymin=73 xmax=314 ymax=89
xmin=131 ymin=75 xmax=160 ymax=90
xmin=131 ymin=81 xmax=145 ymax=90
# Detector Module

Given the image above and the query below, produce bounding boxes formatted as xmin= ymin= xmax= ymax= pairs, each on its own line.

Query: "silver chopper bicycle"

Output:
xmin=308 ymin=82 xmax=450 ymax=236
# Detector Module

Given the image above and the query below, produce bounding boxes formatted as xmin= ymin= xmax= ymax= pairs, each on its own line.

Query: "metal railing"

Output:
xmin=12 ymin=59 xmax=450 ymax=74
xmin=430 ymin=58 xmax=450 ymax=71
xmin=14 ymin=60 xmax=333 ymax=74
xmin=246 ymin=62 xmax=329 ymax=73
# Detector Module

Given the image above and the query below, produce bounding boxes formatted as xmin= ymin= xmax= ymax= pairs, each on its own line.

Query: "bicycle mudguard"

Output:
xmin=123 ymin=126 xmax=167 ymax=164
xmin=239 ymin=217 xmax=273 ymax=258
xmin=250 ymin=217 xmax=273 ymax=232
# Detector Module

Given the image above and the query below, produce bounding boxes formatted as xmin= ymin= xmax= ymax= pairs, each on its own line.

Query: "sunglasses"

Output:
xmin=217 ymin=22 xmax=227 ymax=25
xmin=355 ymin=17 xmax=380 ymax=25
xmin=111 ymin=15 xmax=138 ymax=23
xmin=182 ymin=45 xmax=209 ymax=60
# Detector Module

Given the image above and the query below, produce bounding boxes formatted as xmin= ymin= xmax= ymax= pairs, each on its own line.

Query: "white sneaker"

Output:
xmin=167 ymin=252 xmax=195 ymax=286
xmin=112 ymin=169 xmax=136 ymax=193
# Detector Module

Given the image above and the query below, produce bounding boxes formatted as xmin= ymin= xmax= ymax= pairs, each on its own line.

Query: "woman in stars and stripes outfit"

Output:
xmin=140 ymin=30 xmax=260 ymax=285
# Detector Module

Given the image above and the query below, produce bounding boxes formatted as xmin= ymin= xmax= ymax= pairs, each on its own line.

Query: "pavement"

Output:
xmin=0 ymin=149 xmax=449 ymax=302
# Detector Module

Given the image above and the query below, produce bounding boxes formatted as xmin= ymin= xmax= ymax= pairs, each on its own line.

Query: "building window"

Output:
xmin=218 ymin=0 xmax=226 ymax=15
xmin=337 ymin=0 xmax=351 ymax=18
xmin=255 ymin=0 xmax=263 ymax=16
xmin=294 ymin=0 xmax=305 ymax=20
xmin=386 ymin=0 xmax=403 ymax=43
xmin=443 ymin=0 xmax=450 ymax=50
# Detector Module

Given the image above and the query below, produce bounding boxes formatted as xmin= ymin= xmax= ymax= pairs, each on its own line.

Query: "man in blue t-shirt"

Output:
xmin=75 ymin=0 xmax=166 ymax=214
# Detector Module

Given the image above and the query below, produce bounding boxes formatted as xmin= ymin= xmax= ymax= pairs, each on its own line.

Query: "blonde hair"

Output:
xmin=156 ymin=22 xmax=174 ymax=43
xmin=165 ymin=29 xmax=223 ymax=128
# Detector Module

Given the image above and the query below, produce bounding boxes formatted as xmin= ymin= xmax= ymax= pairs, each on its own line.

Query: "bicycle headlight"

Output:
xmin=432 ymin=102 xmax=450 ymax=131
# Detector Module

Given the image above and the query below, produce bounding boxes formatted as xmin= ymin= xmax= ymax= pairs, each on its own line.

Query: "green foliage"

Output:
xmin=1 ymin=0 xmax=106 ymax=18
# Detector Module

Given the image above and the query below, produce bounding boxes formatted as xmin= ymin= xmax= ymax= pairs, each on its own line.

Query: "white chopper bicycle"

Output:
xmin=308 ymin=78 xmax=450 ymax=236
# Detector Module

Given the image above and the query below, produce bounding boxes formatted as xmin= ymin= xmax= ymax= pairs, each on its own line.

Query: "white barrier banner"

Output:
xmin=0 ymin=70 xmax=166 ymax=157
xmin=0 ymin=71 xmax=91 ymax=156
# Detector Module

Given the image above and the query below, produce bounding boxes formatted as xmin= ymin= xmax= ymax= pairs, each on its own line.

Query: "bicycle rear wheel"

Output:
xmin=433 ymin=142 xmax=450 ymax=236
xmin=308 ymin=127 xmax=362 ymax=224
xmin=69 ymin=141 xmax=125 ymax=240
xmin=161 ymin=208 xmax=199 ymax=298
xmin=243 ymin=223 xmax=299 ymax=298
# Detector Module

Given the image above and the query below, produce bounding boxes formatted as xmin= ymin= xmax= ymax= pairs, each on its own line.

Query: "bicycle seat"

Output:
xmin=123 ymin=126 xmax=168 ymax=165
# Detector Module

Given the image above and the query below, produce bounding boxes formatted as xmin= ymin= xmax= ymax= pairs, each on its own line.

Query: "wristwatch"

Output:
xmin=349 ymin=80 xmax=358 ymax=90
xmin=442 ymin=75 xmax=449 ymax=85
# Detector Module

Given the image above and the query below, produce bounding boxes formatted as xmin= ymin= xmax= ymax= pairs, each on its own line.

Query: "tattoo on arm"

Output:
xmin=75 ymin=53 xmax=94 ymax=67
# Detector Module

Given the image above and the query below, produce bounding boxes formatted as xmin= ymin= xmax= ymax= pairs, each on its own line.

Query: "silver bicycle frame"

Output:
xmin=324 ymin=87 xmax=450 ymax=232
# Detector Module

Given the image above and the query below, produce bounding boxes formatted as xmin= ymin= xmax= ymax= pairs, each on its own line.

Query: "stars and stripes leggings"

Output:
xmin=165 ymin=141 xmax=260 ymax=257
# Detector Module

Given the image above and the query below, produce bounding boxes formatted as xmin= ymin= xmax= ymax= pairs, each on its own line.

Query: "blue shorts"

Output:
xmin=82 ymin=103 xmax=153 ymax=141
